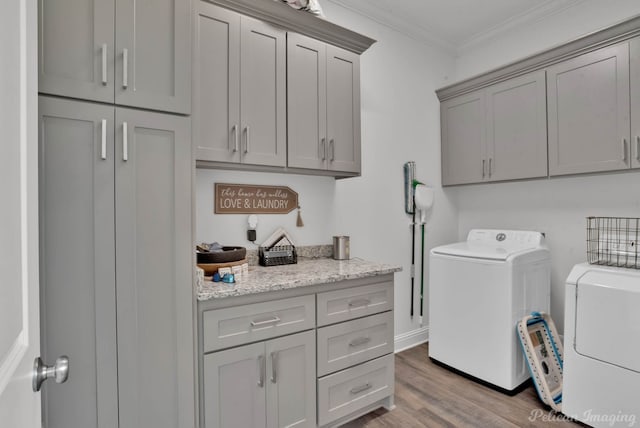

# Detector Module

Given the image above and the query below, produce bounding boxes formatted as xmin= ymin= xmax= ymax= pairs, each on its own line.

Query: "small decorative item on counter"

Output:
xmin=221 ymin=273 xmax=235 ymax=284
xmin=218 ymin=267 xmax=232 ymax=277
xmin=259 ymin=227 xmax=297 ymax=266
xmin=212 ymin=272 xmax=221 ymax=282
xmin=232 ymin=265 xmax=243 ymax=281
xmin=333 ymin=236 xmax=350 ymax=260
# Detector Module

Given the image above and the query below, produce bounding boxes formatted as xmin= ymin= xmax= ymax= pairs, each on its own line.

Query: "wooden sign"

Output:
xmin=215 ymin=183 xmax=298 ymax=214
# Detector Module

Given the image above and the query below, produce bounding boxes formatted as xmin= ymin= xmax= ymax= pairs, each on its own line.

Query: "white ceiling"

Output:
xmin=326 ymin=0 xmax=584 ymax=52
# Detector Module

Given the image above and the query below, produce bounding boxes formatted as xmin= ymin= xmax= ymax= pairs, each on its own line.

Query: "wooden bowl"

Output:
xmin=196 ymin=246 xmax=246 ymax=264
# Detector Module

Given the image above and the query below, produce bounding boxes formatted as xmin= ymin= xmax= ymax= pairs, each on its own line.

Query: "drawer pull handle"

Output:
xmin=257 ymin=355 xmax=265 ymax=387
xmin=350 ymin=383 xmax=372 ymax=395
xmin=250 ymin=316 xmax=280 ymax=327
xmin=349 ymin=337 xmax=371 ymax=347
xmin=101 ymin=44 xmax=108 ymax=85
xmin=348 ymin=298 xmax=371 ymax=308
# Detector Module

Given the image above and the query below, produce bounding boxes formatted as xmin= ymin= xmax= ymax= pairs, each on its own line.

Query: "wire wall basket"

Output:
xmin=587 ymin=217 xmax=639 ymax=269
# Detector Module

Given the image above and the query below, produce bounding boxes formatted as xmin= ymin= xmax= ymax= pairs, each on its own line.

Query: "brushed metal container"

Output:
xmin=333 ymin=236 xmax=350 ymax=260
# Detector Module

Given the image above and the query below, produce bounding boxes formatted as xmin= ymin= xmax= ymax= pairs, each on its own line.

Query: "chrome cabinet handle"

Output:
xmin=33 ymin=356 xmax=69 ymax=392
xmin=250 ymin=315 xmax=280 ymax=327
xmin=101 ymin=44 xmax=108 ymax=85
xmin=244 ymin=126 xmax=250 ymax=154
xmin=122 ymin=122 xmax=128 ymax=161
xmin=350 ymin=383 xmax=372 ymax=395
xmin=101 ymin=119 xmax=107 ymax=160
xmin=482 ymin=159 xmax=486 ymax=179
xmin=230 ymin=125 xmax=238 ymax=152
xmin=348 ymin=298 xmax=371 ymax=308
xmin=122 ymin=48 xmax=128 ymax=89
xmin=270 ymin=352 xmax=278 ymax=383
xmin=320 ymin=137 xmax=326 ymax=160
xmin=329 ymin=138 xmax=335 ymax=161
xmin=488 ymin=158 xmax=492 ymax=178
xmin=349 ymin=337 xmax=371 ymax=347
xmin=257 ymin=355 xmax=265 ymax=387
xmin=636 ymin=136 xmax=640 ymax=161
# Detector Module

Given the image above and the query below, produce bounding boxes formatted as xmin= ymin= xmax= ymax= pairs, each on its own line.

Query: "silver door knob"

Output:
xmin=32 ymin=355 xmax=69 ymax=392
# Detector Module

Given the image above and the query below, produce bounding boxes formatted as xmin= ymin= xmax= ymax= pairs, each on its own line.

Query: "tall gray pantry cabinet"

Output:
xmin=38 ymin=0 xmax=191 ymax=114
xmin=38 ymin=0 xmax=195 ymax=427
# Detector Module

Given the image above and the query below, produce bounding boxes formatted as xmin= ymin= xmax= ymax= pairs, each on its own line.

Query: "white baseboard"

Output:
xmin=394 ymin=326 xmax=429 ymax=353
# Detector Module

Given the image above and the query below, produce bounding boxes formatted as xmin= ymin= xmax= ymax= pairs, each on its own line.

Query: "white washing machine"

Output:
xmin=563 ymin=263 xmax=640 ymax=428
xmin=429 ymin=229 xmax=550 ymax=392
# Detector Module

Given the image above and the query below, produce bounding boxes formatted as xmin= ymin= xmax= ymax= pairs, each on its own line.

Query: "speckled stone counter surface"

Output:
xmin=197 ymin=257 xmax=401 ymax=301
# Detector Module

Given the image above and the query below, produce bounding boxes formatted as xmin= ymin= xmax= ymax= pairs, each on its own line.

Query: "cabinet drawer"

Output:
xmin=317 ymin=354 xmax=394 ymax=426
xmin=317 ymin=281 xmax=393 ymax=326
xmin=203 ymin=295 xmax=315 ymax=352
xmin=317 ymin=311 xmax=393 ymax=377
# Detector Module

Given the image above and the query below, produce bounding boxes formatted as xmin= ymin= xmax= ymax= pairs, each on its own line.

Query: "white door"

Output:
xmin=0 ymin=0 xmax=41 ymax=426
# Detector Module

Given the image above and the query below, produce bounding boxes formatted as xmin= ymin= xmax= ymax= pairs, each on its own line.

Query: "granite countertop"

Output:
xmin=196 ymin=257 xmax=402 ymax=301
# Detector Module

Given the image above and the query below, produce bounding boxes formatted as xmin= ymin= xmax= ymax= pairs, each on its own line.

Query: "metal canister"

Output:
xmin=333 ymin=236 xmax=350 ymax=260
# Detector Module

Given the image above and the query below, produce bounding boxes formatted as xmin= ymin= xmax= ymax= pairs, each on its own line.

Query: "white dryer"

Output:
xmin=429 ymin=229 xmax=550 ymax=392
xmin=563 ymin=263 xmax=640 ymax=428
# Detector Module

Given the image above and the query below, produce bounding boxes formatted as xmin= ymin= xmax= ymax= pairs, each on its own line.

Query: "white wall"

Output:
xmin=195 ymin=1 xmax=458 ymax=349
xmin=451 ymin=0 xmax=640 ymax=333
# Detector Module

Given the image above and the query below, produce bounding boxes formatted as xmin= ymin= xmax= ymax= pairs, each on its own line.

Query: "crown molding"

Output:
xmin=324 ymin=0 xmax=456 ymax=53
xmin=457 ymin=0 xmax=584 ymax=54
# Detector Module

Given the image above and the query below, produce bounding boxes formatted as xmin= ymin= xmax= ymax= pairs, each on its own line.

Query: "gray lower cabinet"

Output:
xmin=204 ymin=330 xmax=316 ymax=428
xmin=38 ymin=0 xmax=190 ymax=114
xmin=287 ymin=33 xmax=361 ymax=174
xmin=441 ymin=70 xmax=547 ymax=186
xmin=39 ymin=96 xmax=195 ymax=428
xmin=547 ymin=43 xmax=630 ymax=175
xmin=199 ymin=276 xmax=395 ymax=428
xmin=194 ymin=1 xmax=286 ymax=167
xmin=628 ymin=37 xmax=640 ymax=169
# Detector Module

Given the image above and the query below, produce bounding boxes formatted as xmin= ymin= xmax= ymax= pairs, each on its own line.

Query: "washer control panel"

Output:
xmin=467 ymin=229 xmax=544 ymax=246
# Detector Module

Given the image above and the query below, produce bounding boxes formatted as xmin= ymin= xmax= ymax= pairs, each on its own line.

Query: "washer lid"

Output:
xmin=431 ymin=241 xmax=540 ymax=261
xmin=575 ymin=269 xmax=640 ymax=372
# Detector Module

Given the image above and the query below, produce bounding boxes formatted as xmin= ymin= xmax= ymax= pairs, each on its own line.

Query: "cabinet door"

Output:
xmin=287 ymin=33 xmax=327 ymax=170
xmin=204 ymin=342 xmax=267 ymax=428
xmin=38 ymin=0 xmax=115 ymax=102
xmin=240 ymin=16 xmax=286 ymax=166
xmin=630 ymin=37 xmax=640 ymax=169
xmin=486 ymin=70 xmax=548 ymax=181
xmin=115 ymin=0 xmax=191 ymax=114
xmin=441 ymin=90 xmax=486 ymax=185
xmin=547 ymin=43 xmax=630 ymax=175
xmin=194 ymin=2 xmax=241 ymax=163
xmin=266 ymin=331 xmax=316 ymax=428
xmin=326 ymin=45 xmax=361 ymax=173
xmin=115 ymin=109 xmax=194 ymax=428
xmin=39 ymin=97 xmax=118 ymax=428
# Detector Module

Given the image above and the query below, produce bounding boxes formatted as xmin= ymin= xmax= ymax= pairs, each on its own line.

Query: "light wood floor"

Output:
xmin=343 ymin=343 xmax=582 ymax=428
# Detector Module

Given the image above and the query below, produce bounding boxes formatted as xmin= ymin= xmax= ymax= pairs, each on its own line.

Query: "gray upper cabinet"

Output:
xmin=115 ymin=0 xmax=191 ymax=113
xmin=38 ymin=0 xmax=190 ymax=114
xmin=38 ymin=0 xmax=115 ymax=103
xmin=441 ymin=71 xmax=547 ymax=186
xmin=115 ymin=108 xmax=194 ymax=428
xmin=486 ymin=70 xmax=547 ymax=182
xmin=39 ymin=96 xmax=194 ymax=428
xmin=629 ymin=37 xmax=640 ymax=169
xmin=287 ymin=33 xmax=361 ymax=174
xmin=39 ymin=96 xmax=118 ymax=428
xmin=441 ymin=90 xmax=486 ymax=185
xmin=327 ymin=45 xmax=361 ymax=173
xmin=194 ymin=2 xmax=286 ymax=167
xmin=547 ymin=43 xmax=630 ymax=176
xmin=287 ymin=33 xmax=327 ymax=170
xmin=194 ymin=3 xmax=241 ymax=163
